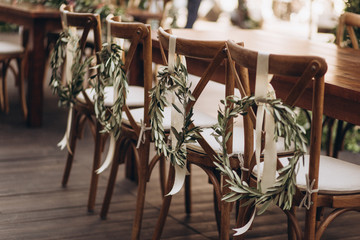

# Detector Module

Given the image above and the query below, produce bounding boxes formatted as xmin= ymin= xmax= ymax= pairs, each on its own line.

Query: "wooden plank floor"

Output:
xmin=1 ymin=33 xmax=360 ymax=239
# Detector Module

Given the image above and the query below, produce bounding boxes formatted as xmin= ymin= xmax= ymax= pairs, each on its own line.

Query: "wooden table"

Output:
xmin=0 ymin=1 xmax=61 ymax=127
xmin=151 ymin=28 xmax=360 ymax=126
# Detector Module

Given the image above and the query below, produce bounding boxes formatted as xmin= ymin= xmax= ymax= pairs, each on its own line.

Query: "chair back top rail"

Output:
xmin=336 ymin=12 xmax=360 ymax=49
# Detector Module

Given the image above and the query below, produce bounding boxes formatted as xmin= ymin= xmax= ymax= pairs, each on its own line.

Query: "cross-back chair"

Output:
xmin=56 ymin=5 xmax=104 ymax=213
xmin=96 ymin=16 xmax=157 ymax=240
xmin=98 ymin=22 xmax=219 ymax=239
xmin=152 ymin=28 xmax=305 ymax=239
xmin=226 ymin=39 xmax=360 ymax=240
xmin=0 ymin=26 xmax=28 ymax=119
xmin=322 ymin=11 xmax=360 ymax=158
xmin=151 ymin=27 xmax=243 ymax=240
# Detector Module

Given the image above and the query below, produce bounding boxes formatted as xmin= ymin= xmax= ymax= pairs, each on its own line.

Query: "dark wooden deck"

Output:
xmin=1 ymin=33 xmax=360 ymax=239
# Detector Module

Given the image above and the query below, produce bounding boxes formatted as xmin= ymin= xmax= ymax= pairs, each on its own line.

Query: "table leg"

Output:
xmin=27 ymin=19 xmax=46 ymax=127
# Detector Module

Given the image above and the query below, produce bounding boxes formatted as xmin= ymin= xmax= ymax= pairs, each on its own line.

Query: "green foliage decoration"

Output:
xmin=49 ymin=30 xmax=93 ymax=107
xmin=91 ymin=43 xmax=127 ymax=140
xmin=212 ymin=95 xmax=307 ymax=214
xmin=149 ymin=57 xmax=201 ymax=168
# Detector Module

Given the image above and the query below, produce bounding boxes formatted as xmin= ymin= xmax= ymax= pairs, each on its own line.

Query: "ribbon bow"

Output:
xmin=299 ymin=173 xmax=319 ymax=210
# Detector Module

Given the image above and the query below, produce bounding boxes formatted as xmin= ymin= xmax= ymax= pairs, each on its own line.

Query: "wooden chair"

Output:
xmin=323 ymin=12 xmax=360 ymax=158
xmin=151 ymin=28 xmax=302 ymax=239
xmin=226 ymin=40 xmax=360 ymax=239
xmin=96 ymin=16 xmax=157 ymax=240
xmin=150 ymin=27 xmax=241 ymax=240
xmin=0 ymin=27 xmax=28 ymax=119
xmin=56 ymin=5 xmax=104 ymax=212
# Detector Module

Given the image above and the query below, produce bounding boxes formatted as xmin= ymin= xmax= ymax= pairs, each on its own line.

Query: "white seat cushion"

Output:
xmin=77 ymin=85 xmax=144 ymax=107
xmin=0 ymin=41 xmax=24 ymax=55
xmin=123 ymin=106 xmax=218 ymax=129
xmin=188 ymin=126 xmax=294 ymax=155
xmin=253 ymin=155 xmax=360 ymax=194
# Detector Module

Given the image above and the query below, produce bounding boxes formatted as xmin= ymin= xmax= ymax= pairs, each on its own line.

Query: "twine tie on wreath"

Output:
xmin=228 ymin=152 xmax=249 ymax=172
xmin=166 ymin=34 xmax=189 ymax=196
xmin=136 ymin=120 xmax=152 ymax=149
xmin=299 ymin=173 xmax=319 ymax=210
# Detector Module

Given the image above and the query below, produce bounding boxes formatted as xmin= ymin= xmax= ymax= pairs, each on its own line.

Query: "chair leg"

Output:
xmin=324 ymin=117 xmax=335 ymax=156
xmin=100 ymin=142 xmax=121 ymax=219
xmin=287 ymin=206 xmax=297 ymax=240
xmin=1 ymin=60 xmax=10 ymax=113
xmin=184 ymin=162 xmax=192 ymax=214
xmin=87 ymin=122 xmax=104 ymax=212
xmin=333 ymin=121 xmax=354 ymax=158
xmin=220 ymin=201 xmax=231 ymax=240
xmin=16 ymin=57 xmax=28 ymax=119
xmin=304 ymin=203 xmax=317 ymax=240
xmin=152 ymin=165 xmax=175 ymax=240
xmin=61 ymin=108 xmax=80 ymax=187
xmin=0 ymin=61 xmax=4 ymax=111
xmin=131 ymin=141 xmax=150 ymax=240
xmin=213 ymin=188 xmax=221 ymax=234
xmin=159 ymin=154 xmax=166 ymax=197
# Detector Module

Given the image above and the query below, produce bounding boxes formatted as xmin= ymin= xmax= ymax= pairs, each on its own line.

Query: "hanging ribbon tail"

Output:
xmin=57 ymin=105 xmax=73 ymax=155
xmin=261 ymin=110 xmax=277 ymax=191
xmin=255 ymin=104 xmax=265 ymax=185
xmin=233 ymin=210 xmax=256 ymax=236
xmin=96 ymin=134 xmax=116 ymax=174
xmin=166 ymin=164 xmax=189 ymax=196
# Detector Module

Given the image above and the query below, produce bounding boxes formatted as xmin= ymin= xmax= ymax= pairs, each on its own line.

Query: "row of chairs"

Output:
xmin=51 ymin=6 xmax=360 ymax=240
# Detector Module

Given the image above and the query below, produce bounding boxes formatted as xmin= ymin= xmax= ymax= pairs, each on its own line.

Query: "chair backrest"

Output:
xmin=157 ymin=27 xmax=236 ymax=164
xmin=50 ymin=4 xmax=102 ymax=107
xmin=226 ymin=39 xmax=328 ymax=196
xmin=106 ymin=16 xmax=152 ymax=137
xmin=60 ymin=5 xmax=102 ymax=54
xmin=336 ymin=12 xmax=360 ymax=49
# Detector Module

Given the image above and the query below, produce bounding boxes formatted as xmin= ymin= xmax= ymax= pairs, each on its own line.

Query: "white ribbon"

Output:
xmin=96 ymin=134 xmax=116 ymax=174
xmin=96 ymin=21 xmax=127 ymax=174
xmin=58 ymin=8 xmax=77 ymax=153
xmin=166 ymin=34 xmax=189 ymax=196
xmin=299 ymin=173 xmax=319 ymax=210
xmin=233 ymin=210 xmax=256 ymax=236
xmin=233 ymin=52 xmax=277 ymax=236
xmin=57 ymin=103 xmax=73 ymax=154
xmin=254 ymin=52 xmax=277 ymax=193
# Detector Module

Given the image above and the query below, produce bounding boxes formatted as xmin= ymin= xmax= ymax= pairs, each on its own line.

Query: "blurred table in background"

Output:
xmin=0 ymin=1 xmax=61 ymax=127
xmin=151 ymin=28 xmax=360 ymax=125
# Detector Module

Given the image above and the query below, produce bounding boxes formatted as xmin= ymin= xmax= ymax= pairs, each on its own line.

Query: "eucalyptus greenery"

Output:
xmin=49 ymin=30 xmax=93 ymax=107
xmin=212 ymin=95 xmax=307 ymax=214
xmin=149 ymin=57 xmax=201 ymax=168
xmin=91 ymin=43 xmax=127 ymax=139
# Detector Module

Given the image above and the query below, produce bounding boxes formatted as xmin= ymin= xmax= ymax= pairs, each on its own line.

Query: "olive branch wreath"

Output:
xmin=149 ymin=57 xmax=201 ymax=168
xmin=90 ymin=43 xmax=128 ymax=139
xmin=49 ymin=30 xmax=93 ymax=107
xmin=212 ymin=95 xmax=307 ymax=214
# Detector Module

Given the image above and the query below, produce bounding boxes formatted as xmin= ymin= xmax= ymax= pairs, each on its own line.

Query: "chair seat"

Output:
xmin=187 ymin=126 xmax=295 ymax=155
xmin=0 ymin=41 xmax=24 ymax=55
xmin=77 ymin=85 xmax=144 ymax=107
xmin=123 ymin=106 xmax=218 ymax=129
xmin=253 ymin=155 xmax=360 ymax=195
